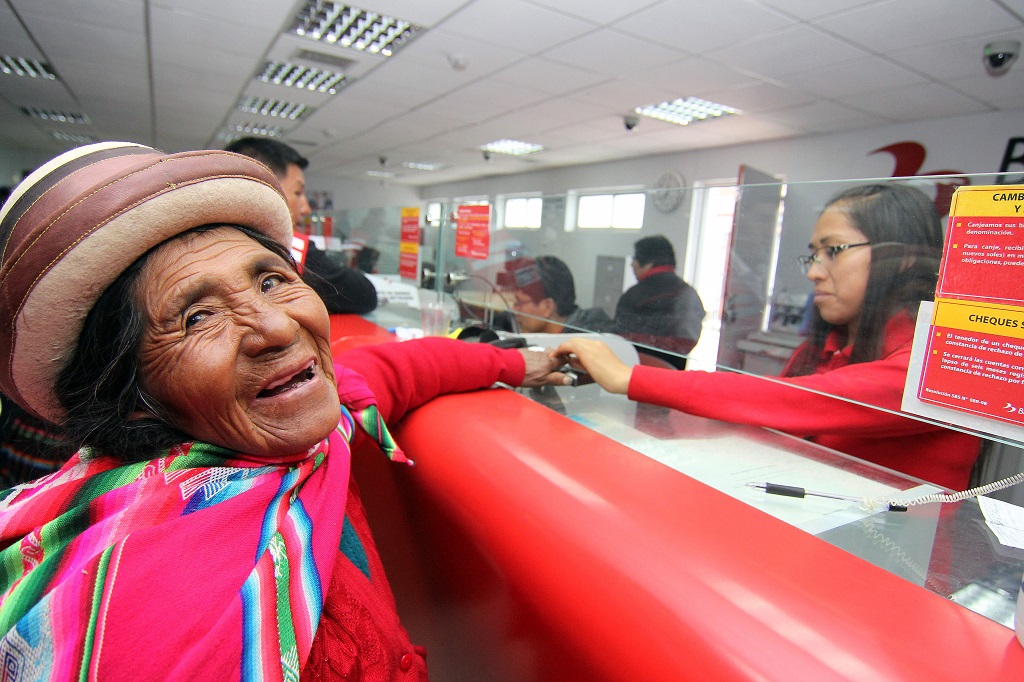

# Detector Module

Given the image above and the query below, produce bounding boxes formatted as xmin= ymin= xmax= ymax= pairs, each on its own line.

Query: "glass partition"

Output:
xmin=324 ymin=173 xmax=1024 ymax=629
xmin=323 ymin=173 xmax=1024 ymax=459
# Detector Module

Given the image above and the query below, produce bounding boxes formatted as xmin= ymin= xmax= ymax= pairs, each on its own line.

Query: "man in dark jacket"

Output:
xmin=615 ymin=235 xmax=705 ymax=359
xmin=225 ymin=137 xmax=377 ymax=314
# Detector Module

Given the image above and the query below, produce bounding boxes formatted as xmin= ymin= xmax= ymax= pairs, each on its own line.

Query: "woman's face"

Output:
xmin=805 ymin=206 xmax=871 ymax=334
xmin=135 ymin=227 xmax=340 ymax=457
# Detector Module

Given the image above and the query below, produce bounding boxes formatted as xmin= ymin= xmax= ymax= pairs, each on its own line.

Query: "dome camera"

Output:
xmin=624 ymin=114 xmax=640 ymax=131
xmin=983 ymin=40 xmax=1020 ymax=76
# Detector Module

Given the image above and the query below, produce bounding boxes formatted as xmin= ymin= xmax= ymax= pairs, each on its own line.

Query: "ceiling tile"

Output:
xmin=525 ymin=0 xmax=664 ymax=26
xmin=440 ymin=0 xmax=596 ymax=52
xmin=637 ymin=57 xmax=762 ymax=96
xmin=781 ymin=55 xmax=928 ymax=97
xmin=813 ymin=0 xmax=1022 ymax=53
xmin=492 ymin=57 xmax=610 ymax=95
xmin=542 ymin=28 xmax=687 ymax=78
xmin=759 ymin=0 xmax=884 ymax=21
xmin=891 ymin=28 xmax=1024 ymax=80
xmin=704 ymin=25 xmax=870 ymax=78
xmin=835 ymin=81 xmax=992 ymax=120
xmin=614 ymin=0 xmax=794 ymax=54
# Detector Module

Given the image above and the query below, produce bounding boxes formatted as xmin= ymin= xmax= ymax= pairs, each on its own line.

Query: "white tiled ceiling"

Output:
xmin=0 ymin=0 xmax=1021 ymax=187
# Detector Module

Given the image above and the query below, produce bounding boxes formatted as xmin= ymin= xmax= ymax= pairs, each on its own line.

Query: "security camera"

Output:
xmin=378 ymin=156 xmax=388 ymax=166
xmin=624 ymin=114 xmax=640 ymax=131
xmin=983 ymin=40 xmax=1020 ymax=76
xmin=482 ymin=150 xmax=491 ymax=161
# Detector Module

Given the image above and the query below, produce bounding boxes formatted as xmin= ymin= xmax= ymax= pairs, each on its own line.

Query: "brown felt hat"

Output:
xmin=0 ymin=142 xmax=293 ymax=422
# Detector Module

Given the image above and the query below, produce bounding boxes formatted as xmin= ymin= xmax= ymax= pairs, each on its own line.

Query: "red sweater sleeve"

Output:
xmin=628 ymin=347 xmax=927 ymax=439
xmin=337 ymin=337 xmax=527 ymax=423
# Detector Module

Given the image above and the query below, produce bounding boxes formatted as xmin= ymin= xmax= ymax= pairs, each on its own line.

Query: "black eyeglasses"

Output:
xmin=798 ymin=242 xmax=871 ymax=274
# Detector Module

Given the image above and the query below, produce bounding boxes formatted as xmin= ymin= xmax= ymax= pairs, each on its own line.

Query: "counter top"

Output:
xmin=330 ymin=311 xmax=1024 ymax=681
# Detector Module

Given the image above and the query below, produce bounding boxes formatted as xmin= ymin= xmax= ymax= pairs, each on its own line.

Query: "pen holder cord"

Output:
xmin=861 ymin=470 xmax=1024 ymax=512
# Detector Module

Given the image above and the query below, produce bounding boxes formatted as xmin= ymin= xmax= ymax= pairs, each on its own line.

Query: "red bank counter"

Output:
xmin=330 ymin=312 xmax=1024 ymax=681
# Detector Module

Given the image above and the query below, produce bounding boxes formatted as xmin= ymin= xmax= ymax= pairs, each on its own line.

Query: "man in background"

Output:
xmin=510 ymin=255 xmax=614 ymax=334
xmin=615 ymin=235 xmax=705 ymax=365
xmin=225 ymin=137 xmax=377 ymax=314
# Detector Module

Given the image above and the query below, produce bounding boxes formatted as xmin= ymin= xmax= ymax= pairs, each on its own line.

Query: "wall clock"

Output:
xmin=652 ymin=171 xmax=685 ymax=213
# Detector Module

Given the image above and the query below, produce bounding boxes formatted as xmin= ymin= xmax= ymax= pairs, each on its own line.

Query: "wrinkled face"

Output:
xmin=280 ymin=163 xmax=312 ymax=228
xmin=805 ymin=206 xmax=871 ymax=334
xmin=135 ymin=227 xmax=340 ymax=457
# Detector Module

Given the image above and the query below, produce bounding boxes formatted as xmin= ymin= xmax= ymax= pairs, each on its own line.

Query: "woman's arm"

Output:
xmin=556 ymin=337 xmax=929 ymax=439
xmin=628 ymin=348 xmax=927 ymax=438
xmin=339 ymin=337 xmax=567 ymax=422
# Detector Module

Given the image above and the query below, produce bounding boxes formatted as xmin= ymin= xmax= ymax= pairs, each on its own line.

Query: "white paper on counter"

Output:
xmin=979 ymin=496 xmax=1024 ymax=550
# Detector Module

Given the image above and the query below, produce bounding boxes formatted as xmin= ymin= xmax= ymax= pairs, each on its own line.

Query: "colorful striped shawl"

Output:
xmin=0 ymin=391 xmax=405 ymax=681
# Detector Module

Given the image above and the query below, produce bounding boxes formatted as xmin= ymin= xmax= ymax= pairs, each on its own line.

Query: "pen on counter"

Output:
xmin=745 ymin=482 xmax=908 ymax=512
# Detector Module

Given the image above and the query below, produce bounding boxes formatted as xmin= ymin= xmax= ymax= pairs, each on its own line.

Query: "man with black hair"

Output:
xmin=615 ymin=235 xmax=705 ymax=359
xmin=224 ymin=137 xmax=377 ymax=314
xmin=511 ymin=255 xmax=614 ymax=334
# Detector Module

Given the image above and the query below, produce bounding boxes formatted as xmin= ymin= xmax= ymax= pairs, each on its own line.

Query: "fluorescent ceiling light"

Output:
xmin=401 ymin=161 xmax=445 ymax=171
xmin=21 ymin=107 xmax=88 ymax=124
xmin=227 ymin=121 xmax=282 ymax=137
xmin=237 ymin=96 xmax=312 ymax=120
xmin=480 ymin=139 xmax=544 ymax=156
xmin=635 ymin=96 xmax=741 ymax=126
xmin=257 ymin=61 xmax=349 ymax=94
xmin=291 ymin=2 xmax=422 ymax=57
xmin=367 ymin=170 xmax=395 ymax=178
xmin=51 ymin=131 xmax=95 ymax=144
xmin=1 ymin=56 xmax=57 ymax=79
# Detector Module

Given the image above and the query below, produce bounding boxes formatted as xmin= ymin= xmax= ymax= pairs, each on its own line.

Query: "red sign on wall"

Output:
xmin=455 ymin=204 xmax=491 ymax=260
xmin=399 ymin=207 xmax=420 ymax=280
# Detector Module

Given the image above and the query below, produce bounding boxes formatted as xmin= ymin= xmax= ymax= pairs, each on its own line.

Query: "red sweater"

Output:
xmin=303 ymin=338 xmax=525 ymax=681
xmin=628 ymin=315 xmax=981 ymax=491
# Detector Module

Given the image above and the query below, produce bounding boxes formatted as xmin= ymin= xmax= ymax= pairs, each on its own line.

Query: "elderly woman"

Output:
xmin=0 ymin=143 xmax=569 ymax=680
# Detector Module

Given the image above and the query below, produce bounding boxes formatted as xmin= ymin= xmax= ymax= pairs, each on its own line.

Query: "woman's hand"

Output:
xmin=518 ymin=349 xmax=575 ymax=387
xmin=552 ymin=338 xmax=633 ymax=395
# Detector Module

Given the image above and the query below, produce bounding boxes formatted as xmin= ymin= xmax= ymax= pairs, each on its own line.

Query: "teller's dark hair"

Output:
xmin=53 ymin=224 xmax=297 ymax=463
xmin=785 ymin=183 xmax=942 ymax=377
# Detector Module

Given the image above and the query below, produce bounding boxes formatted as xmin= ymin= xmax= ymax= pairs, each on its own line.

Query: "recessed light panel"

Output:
xmin=237 ymin=96 xmax=312 ymax=120
xmin=401 ymin=161 xmax=445 ymax=171
xmin=21 ymin=107 xmax=89 ymax=124
xmin=1 ymin=56 xmax=57 ymax=79
xmin=367 ymin=170 xmax=395 ymax=178
xmin=635 ymin=96 xmax=741 ymax=126
xmin=51 ymin=131 xmax=95 ymax=144
xmin=480 ymin=139 xmax=544 ymax=156
xmin=257 ymin=61 xmax=350 ymax=94
xmin=290 ymin=2 xmax=422 ymax=57
xmin=226 ymin=121 xmax=282 ymax=138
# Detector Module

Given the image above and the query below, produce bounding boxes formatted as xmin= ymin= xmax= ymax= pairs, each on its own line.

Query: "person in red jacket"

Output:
xmin=0 ymin=143 xmax=570 ymax=681
xmin=555 ymin=184 xmax=981 ymax=492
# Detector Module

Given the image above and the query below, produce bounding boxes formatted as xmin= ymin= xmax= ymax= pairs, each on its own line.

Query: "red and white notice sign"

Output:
xmin=454 ymin=204 xmax=491 ymax=260
xmin=399 ymin=207 xmax=420 ymax=280
xmin=917 ymin=185 xmax=1024 ymax=426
